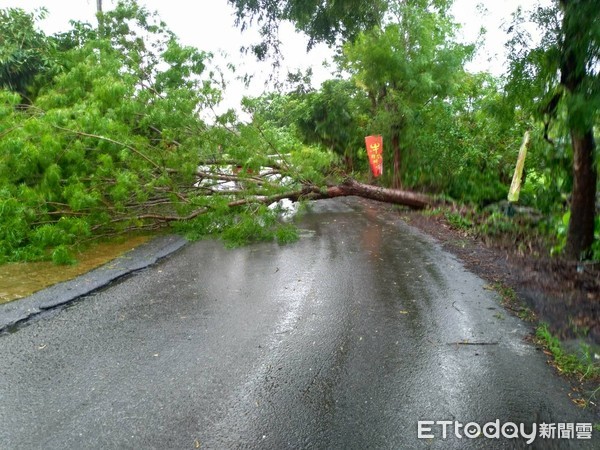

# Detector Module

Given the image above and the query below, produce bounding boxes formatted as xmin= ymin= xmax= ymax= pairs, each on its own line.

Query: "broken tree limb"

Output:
xmin=319 ymin=179 xmax=433 ymax=209
xmin=250 ymin=179 xmax=434 ymax=209
xmin=92 ymin=178 xmax=434 ymax=228
xmin=196 ymin=171 xmax=268 ymax=185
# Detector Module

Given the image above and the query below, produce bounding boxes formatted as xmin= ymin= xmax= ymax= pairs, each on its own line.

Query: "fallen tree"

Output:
xmin=232 ymin=178 xmax=434 ymax=210
xmin=93 ymin=176 xmax=434 ymax=227
xmin=0 ymin=4 xmax=434 ymax=262
xmin=167 ymin=175 xmax=435 ymax=248
xmin=138 ymin=174 xmax=434 ymax=222
xmin=315 ymin=178 xmax=432 ymax=209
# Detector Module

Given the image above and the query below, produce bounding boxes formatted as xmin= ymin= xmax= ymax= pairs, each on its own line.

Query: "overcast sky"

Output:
xmin=0 ymin=0 xmax=545 ymax=112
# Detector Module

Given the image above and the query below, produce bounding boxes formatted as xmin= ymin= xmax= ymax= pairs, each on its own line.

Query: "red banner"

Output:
xmin=365 ymin=135 xmax=383 ymax=177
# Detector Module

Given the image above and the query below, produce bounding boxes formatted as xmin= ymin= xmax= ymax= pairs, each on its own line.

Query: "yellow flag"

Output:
xmin=508 ymin=131 xmax=531 ymax=203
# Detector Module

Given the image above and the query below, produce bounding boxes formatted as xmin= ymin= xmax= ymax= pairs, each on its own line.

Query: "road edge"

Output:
xmin=0 ymin=234 xmax=188 ymax=333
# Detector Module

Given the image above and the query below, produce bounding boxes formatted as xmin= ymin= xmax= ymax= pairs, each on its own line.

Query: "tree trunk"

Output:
xmin=344 ymin=148 xmax=354 ymax=173
xmin=309 ymin=179 xmax=432 ymax=209
xmin=560 ymin=0 xmax=598 ymax=259
xmin=566 ymin=130 xmax=597 ymax=259
xmin=96 ymin=0 xmax=105 ymax=34
xmin=392 ymin=130 xmax=401 ymax=189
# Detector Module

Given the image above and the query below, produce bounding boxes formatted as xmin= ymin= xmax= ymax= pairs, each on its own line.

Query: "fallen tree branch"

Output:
xmin=88 ymin=178 xmax=433 ymax=231
xmin=196 ymin=171 xmax=267 ymax=185
xmin=95 ymin=186 xmax=320 ymax=227
xmin=304 ymin=179 xmax=433 ymax=209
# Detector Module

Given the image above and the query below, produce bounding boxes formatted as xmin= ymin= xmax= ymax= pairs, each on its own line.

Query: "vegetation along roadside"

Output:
xmin=0 ymin=0 xmax=598 ymax=410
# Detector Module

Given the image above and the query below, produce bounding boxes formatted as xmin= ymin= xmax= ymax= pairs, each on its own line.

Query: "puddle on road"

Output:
xmin=0 ymin=235 xmax=151 ymax=304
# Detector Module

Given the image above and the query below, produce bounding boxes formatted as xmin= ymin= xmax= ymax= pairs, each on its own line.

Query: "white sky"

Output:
xmin=0 ymin=0 xmax=545 ymax=112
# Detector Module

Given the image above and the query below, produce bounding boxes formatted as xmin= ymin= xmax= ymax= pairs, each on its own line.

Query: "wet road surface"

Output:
xmin=0 ymin=198 xmax=597 ymax=449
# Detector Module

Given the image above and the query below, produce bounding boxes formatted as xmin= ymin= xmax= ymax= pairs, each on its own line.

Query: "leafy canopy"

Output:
xmin=228 ymin=0 xmax=387 ymax=58
xmin=0 ymin=8 xmax=57 ymax=101
xmin=0 ymin=0 xmax=339 ymax=263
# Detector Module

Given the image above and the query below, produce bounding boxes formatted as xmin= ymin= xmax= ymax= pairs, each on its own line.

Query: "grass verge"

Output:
xmin=535 ymin=323 xmax=600 ymax=409
xmin=535 ymin=323 xmax=600 ymax=381
xmin=491 ymin=283 xmax=536 ymax=322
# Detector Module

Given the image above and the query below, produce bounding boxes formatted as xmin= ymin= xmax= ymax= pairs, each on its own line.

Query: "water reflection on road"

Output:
xmin=0 ymin=198 xmax=597 ymax=449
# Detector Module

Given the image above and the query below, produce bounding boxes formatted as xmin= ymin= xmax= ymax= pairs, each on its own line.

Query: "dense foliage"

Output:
xmin=232 ymin=0 xmax=599 ymax=259
xmin=340 ymin=1 xmax=474 ymax=189
xmin=0 ymin=1 xmax=336 ymax=263
xmin=0 ymin=0 xmax=598 ymax=262
xmin=228 ymin=0 xmax=386 ymax=58
xmin=0 ymin=8 xmax=58 ymax=101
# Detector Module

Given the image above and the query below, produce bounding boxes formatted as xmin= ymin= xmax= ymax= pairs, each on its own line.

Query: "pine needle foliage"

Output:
xmin=0 ymin=1 xmax=337 ymax=263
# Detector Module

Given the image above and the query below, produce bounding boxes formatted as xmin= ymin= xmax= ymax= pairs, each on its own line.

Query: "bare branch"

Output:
xmin=196 ymin=171 xmax=268 ymax=185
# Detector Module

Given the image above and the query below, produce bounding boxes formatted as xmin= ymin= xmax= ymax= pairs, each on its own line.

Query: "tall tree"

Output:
xmin=340 ymin=0 xmax=472 ymax=188
xmin=559 ymin=0 xmax=598 ymax=259
xmin=0 ymin=8 xmax=55 ymax=101
xmin=506 ymin=0 xmax=599 ymax=259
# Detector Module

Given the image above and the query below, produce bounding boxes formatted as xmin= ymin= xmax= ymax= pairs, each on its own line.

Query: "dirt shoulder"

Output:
xmin=400 ymin=209 xmax=600 ymax=347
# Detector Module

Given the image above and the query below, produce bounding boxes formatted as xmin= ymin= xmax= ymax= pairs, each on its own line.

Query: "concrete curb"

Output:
xmin=0 ymin=235 xmax=187 ymax=332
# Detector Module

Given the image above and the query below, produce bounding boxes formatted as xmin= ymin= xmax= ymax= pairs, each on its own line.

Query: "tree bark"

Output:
xmin=301 ymin=179 xmax=432 ymax=209
xmin=560 ymin=0 xmax=598 ymax=259
xmin=566 ymin=130 xmax=597 ymax=259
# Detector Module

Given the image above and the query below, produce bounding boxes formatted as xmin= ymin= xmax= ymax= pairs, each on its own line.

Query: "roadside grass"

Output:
xmin=444 ymin=210 xmax=474 ymax=231
xmin=535 ymin=323 xmax=600 ymax=409
xmin=490 ymin=282 xmax=536 ymax=322
xmin=425 ymin=204 xmax=553 ymax=257
xmin=491 ymin=280 xmax=599 ymax=409
xmin=535 ymin=324 xmax=600 ymax=382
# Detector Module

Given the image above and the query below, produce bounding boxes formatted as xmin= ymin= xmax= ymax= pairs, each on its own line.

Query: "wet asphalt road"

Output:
xmin=0 ymin=197 xmax=597 ymax=449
